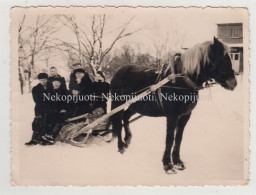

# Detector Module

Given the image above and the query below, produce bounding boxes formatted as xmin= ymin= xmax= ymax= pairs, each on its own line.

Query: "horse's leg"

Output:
xmin=104 ymin=119 xmax=112 ymax=132
xmin=112 ymin=112 xmax=127 ymax=153
xmin=111 ymin=100 xmax=121 ymax=138
xmin=123 ymin=108 xmax=135 ymax=146
xmin=172 ymin=113 xmax=191 ymax=170
xmin=162 ymin=116 xmax=178 ymax=174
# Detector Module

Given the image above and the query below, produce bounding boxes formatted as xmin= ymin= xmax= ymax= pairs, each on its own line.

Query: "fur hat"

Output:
xmin=73 ymin=63 xmax=82 ymax=67
xmin=74 ymin=68 xmax=85 ymax=74
xmin=51 ymin=75 xmax=62 ymax=82
xmin=37 ymin=73 xmax=48 ymax=79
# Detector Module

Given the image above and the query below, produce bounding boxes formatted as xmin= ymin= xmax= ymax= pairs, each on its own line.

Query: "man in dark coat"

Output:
xmin=47 ymin=66 xmax=67 ymax=91
xmin=26 ymin=73 xmax=52 ymax=145
xmin=90 ymin=71 xmax=110 ymax=114
xmin=45 ymin=75 xmax=68 ymax=140
xmin=68 ymin=68 xmax=92 ymax=118
xmin=69 ymin=63 xmax=91 ymax=91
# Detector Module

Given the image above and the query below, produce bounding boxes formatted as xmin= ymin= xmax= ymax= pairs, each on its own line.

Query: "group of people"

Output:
xmin=25 ymin=63 xmax=110 ymax=146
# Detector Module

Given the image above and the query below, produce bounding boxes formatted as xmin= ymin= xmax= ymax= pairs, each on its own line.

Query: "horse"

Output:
xmin=109 ymin=37 xmax=237 ymax=174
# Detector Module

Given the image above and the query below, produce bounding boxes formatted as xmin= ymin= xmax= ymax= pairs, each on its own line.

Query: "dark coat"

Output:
xmin=90 ymin=81 xmax=110 ymax=113
xmin=69 ymin=71 xmax=92 ymax=93
xmin=44 ymin=87 xmax=68 ymax=133
xmin=32 ymin=84 xmax=68 ymax=136
xmin=47 ymin=74 xmax=67 ymax=91
xmin=70 ymin=76 xmax=92 ymax=96
xmin=32 ymin=83 xmax=49 ymax=115
xmin=47 ymin=87 xmax=68 ymax=113
xmin=67 ymin=74 xmax=93 ymax=118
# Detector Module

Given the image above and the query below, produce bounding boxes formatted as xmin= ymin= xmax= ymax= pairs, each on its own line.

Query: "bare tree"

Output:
xmin=152 ymin=24 xmax=186 ymax=69
xmin=18 ymin=15 xmax=26 ymax=94
xmin=18 ymin=15 xmax=60 ymax=93
xmin=153 ymin=31 xmax=170 ymax=68
xmin=55 ymin=14 xmax=144 ymax=76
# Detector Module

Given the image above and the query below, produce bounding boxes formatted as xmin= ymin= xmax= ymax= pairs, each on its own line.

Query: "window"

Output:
xmin=229 ymin=26 xmax=242 ymax=38
xmin=217 ymin=24 xmax=243 ymax=39
xmin=230 ymin=53 xmax=234 ymax=60
xmin=235 ymin=54 xmax=239 ymax=60
xmin=230 ymin=53 xmax=240 ymax=61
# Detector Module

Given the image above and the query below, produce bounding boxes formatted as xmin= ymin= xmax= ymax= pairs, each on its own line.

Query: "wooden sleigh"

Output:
xmin=57 ymin=110 xmax=143 ymax=147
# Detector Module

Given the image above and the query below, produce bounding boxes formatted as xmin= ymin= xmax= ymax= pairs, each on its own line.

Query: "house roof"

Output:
xmin=216 ymin=23 xmax=242 ymax=26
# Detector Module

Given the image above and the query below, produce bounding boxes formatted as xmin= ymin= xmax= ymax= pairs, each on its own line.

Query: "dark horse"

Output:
xmin=110 ymin=37 xmax=237 ymax=174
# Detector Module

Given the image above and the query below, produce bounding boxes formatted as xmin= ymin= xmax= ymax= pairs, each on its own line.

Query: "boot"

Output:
xmin=25 ymin=132 xmax=42 ymax=146
xmin=42 ymin=134 xmax=55 ymax=144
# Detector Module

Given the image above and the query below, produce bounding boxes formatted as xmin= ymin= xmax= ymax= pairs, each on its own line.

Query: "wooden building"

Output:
xmin=217 ymin=23 xmax=243 ymax=73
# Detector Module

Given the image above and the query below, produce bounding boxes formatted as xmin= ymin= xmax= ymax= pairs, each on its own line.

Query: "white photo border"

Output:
xmin=1 ymin=0 xmax=256 ymax=194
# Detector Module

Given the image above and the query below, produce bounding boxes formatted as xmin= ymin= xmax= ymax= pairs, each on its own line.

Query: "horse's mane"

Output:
xmin=181 ymin=41 xmax=213 ymax=76
xmin=169 ymin=40 xmax=229 ymax=76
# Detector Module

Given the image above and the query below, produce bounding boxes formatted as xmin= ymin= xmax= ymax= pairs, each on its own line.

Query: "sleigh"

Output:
xmin=56 ymin=109 xmax=109 ymax=146
xmin=57 ymin=107 xmax=144 ymax=147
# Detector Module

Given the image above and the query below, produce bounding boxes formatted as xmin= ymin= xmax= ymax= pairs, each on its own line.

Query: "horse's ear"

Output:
xmin=213 ymin=36 xmax=222 ymax=46
xmin=214 ymin=36 xmax=219 ymax=44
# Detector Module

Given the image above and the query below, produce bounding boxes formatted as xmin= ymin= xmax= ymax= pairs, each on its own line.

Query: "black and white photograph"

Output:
xmin=10 ymin=7 xmax=249 ymax=186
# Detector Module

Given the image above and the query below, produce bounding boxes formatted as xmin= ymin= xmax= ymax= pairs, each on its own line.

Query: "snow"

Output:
xmin=12 ymin=75 xmax=247 ymax=186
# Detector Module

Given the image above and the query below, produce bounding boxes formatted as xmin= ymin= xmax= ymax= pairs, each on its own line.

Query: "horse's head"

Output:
xmin=210 ymin=37 xmax=237 ymax=90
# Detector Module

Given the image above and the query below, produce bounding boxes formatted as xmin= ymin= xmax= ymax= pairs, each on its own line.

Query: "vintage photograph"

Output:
xmin=11 ymin=7 xmax=249 ymax=186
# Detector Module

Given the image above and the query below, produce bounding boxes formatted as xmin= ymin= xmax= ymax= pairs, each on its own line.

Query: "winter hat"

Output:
xmin=38 ymin=73 xmax=48 ymax=79
xmin=74 ymin=68 xmax=85 ymax=74
xmin=73 ymin=62 xmax=82 ymax=67
xmin=51 ymin=75 xmax=62 ymax=82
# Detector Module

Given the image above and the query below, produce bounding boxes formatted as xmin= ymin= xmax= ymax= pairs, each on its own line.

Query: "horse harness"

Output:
xmin=87 ymin=54 xmax=216 ymax=115
xmin=153 ymin=54 xmax=216 ymax=114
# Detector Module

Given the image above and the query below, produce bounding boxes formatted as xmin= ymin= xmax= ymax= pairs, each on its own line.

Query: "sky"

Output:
xmin=53 ymin=7 xmax=247 ymax=51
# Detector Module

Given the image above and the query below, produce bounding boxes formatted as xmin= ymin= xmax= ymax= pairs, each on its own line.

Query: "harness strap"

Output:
xmin=155 ymin=87 xmax=165 ymax=114
xmin=154 ymin=58 xmax=179 ymax=114
xmin=154 ymin=64 xmax=169 ymax=114
xmin=155 ymin=73 xmax=176 ymax=114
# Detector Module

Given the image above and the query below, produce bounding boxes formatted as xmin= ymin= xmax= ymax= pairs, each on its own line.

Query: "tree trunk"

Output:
xmin=18 ymin=60 xmax=24 ymax=95
xmin=19 ymin=71 xmax=24 ymax=95
xmin=28 ymin=71 xmax=32 ymax=93
xmin=29 ymin=57 xmax=34 ymax=93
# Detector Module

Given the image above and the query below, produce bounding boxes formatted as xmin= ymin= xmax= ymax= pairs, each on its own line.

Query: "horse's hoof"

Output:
xmin=173 ymin=159 xmax=185 ymax=170
xmin=123 ymin=142 xmax=128 ymax=148
xmin=124 ymin=135 xmax=132 ymax=145
xmin=166 ymin=169 xmax=177 ymax=174
xmin=174 ymin=163 xmax=185 ymax=170
xmin=118 ymin=141 xmax=128 ymax=149
xmin=118 ymin=148 xmax=125 ymax=154
xmin=164 ymin=164 xmax=177 ymax=174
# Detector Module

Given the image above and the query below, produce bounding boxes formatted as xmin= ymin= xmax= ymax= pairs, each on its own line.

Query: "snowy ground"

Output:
xmin=12 ymin=75 xmax=248 ymax=186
